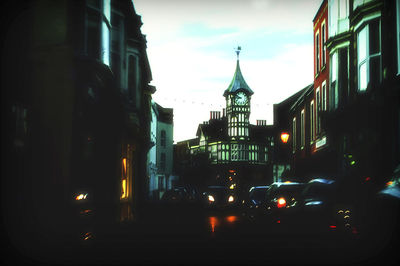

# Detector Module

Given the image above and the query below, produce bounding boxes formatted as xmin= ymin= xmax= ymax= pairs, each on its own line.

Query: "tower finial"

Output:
xmin=235 ymin=46 xmax=241 ymax=60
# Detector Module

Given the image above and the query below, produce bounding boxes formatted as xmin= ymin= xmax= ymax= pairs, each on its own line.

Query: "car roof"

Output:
xmin=249 ymin=186 xmax=269 ymax=192
xmin=208 ymin=185 xmax=228 ymax=189
xmin=308 ymin=178 xmax=335 ymax=185
xmin=270 ymin=182 xmax=304 ymax=187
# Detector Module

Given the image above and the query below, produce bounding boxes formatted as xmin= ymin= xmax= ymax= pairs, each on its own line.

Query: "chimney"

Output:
xmin=257 ymin=120 xmax=267 ymax=126
xmin=222 ymin=108 xmax=226 ymax=117
xmin=210 ymin=111 xmax=221 ymax=120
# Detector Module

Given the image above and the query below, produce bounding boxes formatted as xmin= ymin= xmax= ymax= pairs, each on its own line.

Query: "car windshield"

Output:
xmin=267 ymin=184 xmax=305 ymax=198
xmin=302 ymin=183 xmax=335 ymax=198
xmin=250 ymin=188 xmax=268 ymax=201
xmin=207 ymin=186 xmax=230 ymax=193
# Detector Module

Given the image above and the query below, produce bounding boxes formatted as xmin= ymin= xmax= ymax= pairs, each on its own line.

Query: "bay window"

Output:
xmin=86 ymin=0 xmax=111 ymax=66
xmin=357 ymin=19 xmax=381 ymax=92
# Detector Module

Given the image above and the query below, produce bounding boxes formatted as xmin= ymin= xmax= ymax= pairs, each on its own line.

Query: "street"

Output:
xmin=13 ymin=203 xmax=394 ymax=265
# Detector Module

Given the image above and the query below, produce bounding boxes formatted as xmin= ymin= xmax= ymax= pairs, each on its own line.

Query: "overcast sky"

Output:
xmin=134 ymin=0 xmax=323 ymax=143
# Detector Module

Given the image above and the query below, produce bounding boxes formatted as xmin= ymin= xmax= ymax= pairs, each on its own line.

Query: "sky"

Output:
xmin=134 ymin=0 xmax=323 ymax=143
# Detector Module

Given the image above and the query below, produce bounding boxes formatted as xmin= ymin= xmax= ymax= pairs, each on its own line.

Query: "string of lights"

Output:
xmin=153 ymin=95 xmax=274 ymax=109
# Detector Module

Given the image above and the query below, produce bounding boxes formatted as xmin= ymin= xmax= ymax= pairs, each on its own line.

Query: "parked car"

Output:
xmin=361 ymin=165 xmax=400 ymax=253
xmin=299 ymin=178 xmax=355 ymax=234
xmin=202 ymin=186 xmax=238 ymax=209
xmin=161 ymin=187 xmax=191 ymax=203
xmin=263 ymin=182 xmax=306 ymax=226
xmin=241 ymin=185 xmax=269 ymax=219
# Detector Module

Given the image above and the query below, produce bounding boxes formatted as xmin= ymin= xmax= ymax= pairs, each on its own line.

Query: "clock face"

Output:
xmin=235 ymin=92 xmax=248 ymax=105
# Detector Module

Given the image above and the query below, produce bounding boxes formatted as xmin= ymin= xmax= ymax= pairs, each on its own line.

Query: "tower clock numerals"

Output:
xmin=235 ymin=92 xmax=248 ymax=105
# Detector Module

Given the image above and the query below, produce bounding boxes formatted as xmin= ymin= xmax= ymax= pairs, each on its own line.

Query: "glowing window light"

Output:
xmin=122 ymin=158 xmax=127 ymax=177
xmin=280 ymin=132 xmax=290 ymax=143
xmin=121 ymin=179 xmax=127 ymax=199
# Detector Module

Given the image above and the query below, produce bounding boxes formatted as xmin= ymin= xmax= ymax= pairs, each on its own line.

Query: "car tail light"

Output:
xmin=277 ymin=197 xmax=286 ymax=208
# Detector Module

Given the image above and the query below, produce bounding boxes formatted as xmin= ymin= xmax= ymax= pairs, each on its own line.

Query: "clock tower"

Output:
xmin=223 ymin=47 xmax=254 ymax=140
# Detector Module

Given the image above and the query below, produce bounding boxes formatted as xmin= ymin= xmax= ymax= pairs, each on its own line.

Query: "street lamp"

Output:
xmin=280 ymin=132 xmax=289 ymax=143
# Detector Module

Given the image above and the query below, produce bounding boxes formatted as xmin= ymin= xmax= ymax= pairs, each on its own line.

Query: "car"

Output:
xmin=160 ymin=187 xmax=192 ymax=203
xmin=299 ymin=179 xmax=351 ymax=233
xmin=361 ymin=165 xmax=400 ymax=251
xmin=240 ymin=185 xmax=269 ymax=219
xmin=202 ymin=185 xmax=238 ymax=209
xmin=262 ymin=182 xmax=306 ymax=226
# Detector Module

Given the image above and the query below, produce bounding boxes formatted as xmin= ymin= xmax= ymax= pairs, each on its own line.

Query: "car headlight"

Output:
xmin=208 ymin=195 xmax=215 ymax=202
xmin=228 ymin=195 xmax=234 ymax=202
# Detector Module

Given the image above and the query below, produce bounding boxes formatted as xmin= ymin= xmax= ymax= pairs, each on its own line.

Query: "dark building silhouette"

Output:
xmin=2 ymin=0 xmax=155 ymax=253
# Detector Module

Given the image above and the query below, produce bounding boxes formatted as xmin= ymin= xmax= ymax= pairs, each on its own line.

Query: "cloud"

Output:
xmin=134 ymin=0 xmax=322 ymax=142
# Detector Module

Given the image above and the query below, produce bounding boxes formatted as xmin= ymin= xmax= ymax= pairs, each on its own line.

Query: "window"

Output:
xmin=292 ymin=117 xmax=296 ymax=152
xmin=310 ymin=100 xmax=315 ymax=142
xmin=315 ymin=31 xmax=320 ymax=74
xmin=161 ymin=130 xmax=166 ymax=147
xmin=128 ymin=55 xmax=138 ymax=104
xmin=330 ymin=51 xmax=339 ymax=110
xmin=329 ymin=0 xmax=349 ymax=37
xmin=12 ymin=103 xmax=28 ymax=146
xmin=231 ymin=144 xmax=238 ymax=161
xmin=121 ymin=157 xmax=128 ymax=199
xmin=322 ymin=81 xmax=327 ymax=111
xmin=121 ymin=144 xmax=133 ymax=199
xmin=86 ymin=0 xmax=111 ymax=65
xmin=160 ymin=152 xmax=166 ymax=171
xmin=301 ymin=109 xmax=305 ymax=148
xmin=321 ymin=22 xmax=326 ymax=66
xmin=316 ymin=88 xmax=321 ymax=134
xmin=397 ymin=0 xmax=400 ymax=75
xmin=111 ymin=11 xmax=124 ymax=88
xmin=86 ymin=9 xmax=101 ymax=59
xmin=357 ymin=19 xmax=381 ymax=91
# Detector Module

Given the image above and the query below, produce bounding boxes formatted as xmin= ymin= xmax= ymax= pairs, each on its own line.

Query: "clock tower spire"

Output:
xmin=224 ymin=46 xmax=253 ymax=140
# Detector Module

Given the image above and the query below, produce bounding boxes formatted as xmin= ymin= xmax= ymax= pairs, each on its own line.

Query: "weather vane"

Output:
xmin=235 ymin=46 xmax=241 ymax=60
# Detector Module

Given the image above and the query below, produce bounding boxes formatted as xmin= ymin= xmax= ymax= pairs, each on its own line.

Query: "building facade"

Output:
xmin=289 ymin=84 xmax=315 ymax=181
xmin=148 ymin=102 xmax=175 ymax=200
xmin=287 ymin=0 xmax=400 ymax=188
xmin=273 ymin=86 xmax=310 ymax=182
xmin=3 ymin=0 xmax=155 ymax=250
